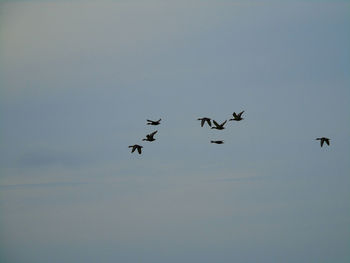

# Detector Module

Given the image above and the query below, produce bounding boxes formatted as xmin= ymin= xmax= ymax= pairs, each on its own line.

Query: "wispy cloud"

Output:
xmin=16 ymin=150 xmax=87 ymax=167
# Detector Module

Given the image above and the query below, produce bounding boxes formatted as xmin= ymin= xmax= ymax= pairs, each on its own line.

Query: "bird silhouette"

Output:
xmin=197 ymin=117 xmax=212 ymax=127
xmin=229 ymin=111 xmax=244 ymax=121
xmin=211 ymin=120 xmax=227 ymax=130
xmin=142 ymin=131 xmax=158 ymax=142
xmin=128 ymin=144 xmax=143 ymax=154
xmin=210 ymin=140 xmax=224 ymax=144
xmin=316 ymin=137 xmax=330 ymax=147
xmin=147 ymin=119 xmax=161 ymax=125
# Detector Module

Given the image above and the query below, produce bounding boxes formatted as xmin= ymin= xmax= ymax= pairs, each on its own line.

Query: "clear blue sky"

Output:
xmin=0 ymin=1 xmax=349 ymax=262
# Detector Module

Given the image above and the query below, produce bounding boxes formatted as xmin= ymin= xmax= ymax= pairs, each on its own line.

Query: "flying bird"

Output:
xmin=197 ymin=117 xmax=212 ymax=127
xmin=142 ymin=131 xmax=158 ymax=142
xmin=211 ymin=120 xmax=227 ymax=130
xmin=147 ymin=119 xmax=161 ymax=125
xmin=316 ymin=137 xmax=330 ymax=147
xmin=210 ymin=140 xmax=224 ymax=144
xmin=128 ymin=144 xmax=143 ymax=154
xmin=229 ymin=111 xmax=245 ymax=121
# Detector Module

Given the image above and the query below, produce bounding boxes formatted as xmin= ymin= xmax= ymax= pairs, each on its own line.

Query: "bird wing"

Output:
xmin=213 ymin=120 xmax=219 ymax=127
xmin=233 ymin=112 xmax=238 ymax=118
xmin=137 ymin=146 xmax=142 ymax=154
xmin=238 ymin=111 xmax=244 ymax=117
xmin=201 ymin=119 xmax=205 ymax=127
xmin=207 ymin=119 xmax=212 ymax=127
xmin=320 ymin=140 xmax=324 ymax=147
xmin=221 ymin=120 xmax=227 ymax=126
xmin=131 ymin=146 xmax=136 ymax=152
xmin=147 ymin=119 xmax=154 ymax=123
xmin=150 ymin=130 xmax=158 ymax=137
xmin=325 ymin=139 xmax=330 ymax=145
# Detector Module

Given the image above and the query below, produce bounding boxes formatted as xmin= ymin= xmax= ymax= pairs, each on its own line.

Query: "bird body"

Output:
xmin=229 ymin=111 xmax=244 ymax=121
xmin=316 ymin=137 xmax=330 ymax=147
xmin=129 ymin=144 xmax=143 ymax=154
xmin=211 ymin=120 xmax=227 ymax=130
xmin=211 ymin=140 xmax=224 ymax=144
xmin=147 ymin=119 xmax=161 ymax=125
xmin=197 ymin=117 xmax=212 ymax=127
xmin=143 ymin=130 xmax=158 ymax=142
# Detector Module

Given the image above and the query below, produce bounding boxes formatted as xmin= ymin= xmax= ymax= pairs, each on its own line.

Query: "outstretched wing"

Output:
xmin=325 ymin=139 xmax=330 ymax=146
xmin=150 ymin=130 xmax=158 ymax=137
xmin=201 ymin=119 xmax=205 ymax=127
xmin=206 ymin=119 xmax=212 ymax=127
xmin=233 ymin=112 xmax=238 ymax=118
xmin=131 ymin=146 xmax=136 ymax=152
xmin=320 ymin=140 xmax=324 ymax=147
xmin=238 ymin=111 xmax=245 ymax=117
xmin=147 ymin=119 xmax=154 ymax=123
xmin=221 ymin=120 xmax=227 ymax=126
xmin=137 ymin=146 xmax=142 ymax=154
xmin=212 ymin=120 xmax=219 ymax=127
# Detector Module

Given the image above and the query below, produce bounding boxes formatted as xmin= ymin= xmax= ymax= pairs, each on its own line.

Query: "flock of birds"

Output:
xmin=128 ymin=118 xmax=161 ymax=154
xmin=197 ymin=110 xmax=245 ymax=145
xmin=129 ymin=112 xmax=330 ymax=154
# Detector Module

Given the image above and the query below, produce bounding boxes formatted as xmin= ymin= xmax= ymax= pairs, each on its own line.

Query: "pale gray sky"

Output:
xmin=1 ymin=1 xmax=349 ymax=263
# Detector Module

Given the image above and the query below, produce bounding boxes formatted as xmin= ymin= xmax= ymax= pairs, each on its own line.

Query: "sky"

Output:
xmin=0 ymin=0 xmax=349 ymax=262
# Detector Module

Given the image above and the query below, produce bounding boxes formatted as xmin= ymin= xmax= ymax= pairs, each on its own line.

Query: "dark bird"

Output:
xmin=211 ymin=140 xmax=224 ymax=144
xmin=316 ymin=137 xmax=330 ymax=147
xmin=147 ymin=119 xmax=161 ymax=125
xmin=211 ymin=120 xmax=227 ymax=130
xmin=229 ymin=111 xmax=245 ymax=121
xmin=197 ymin=117 xmax=212 ymax=127
xmin=142 ymin=130 xmax=158 ymax=142
xmin=128 ymin=144 xmax=143 ymax=154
